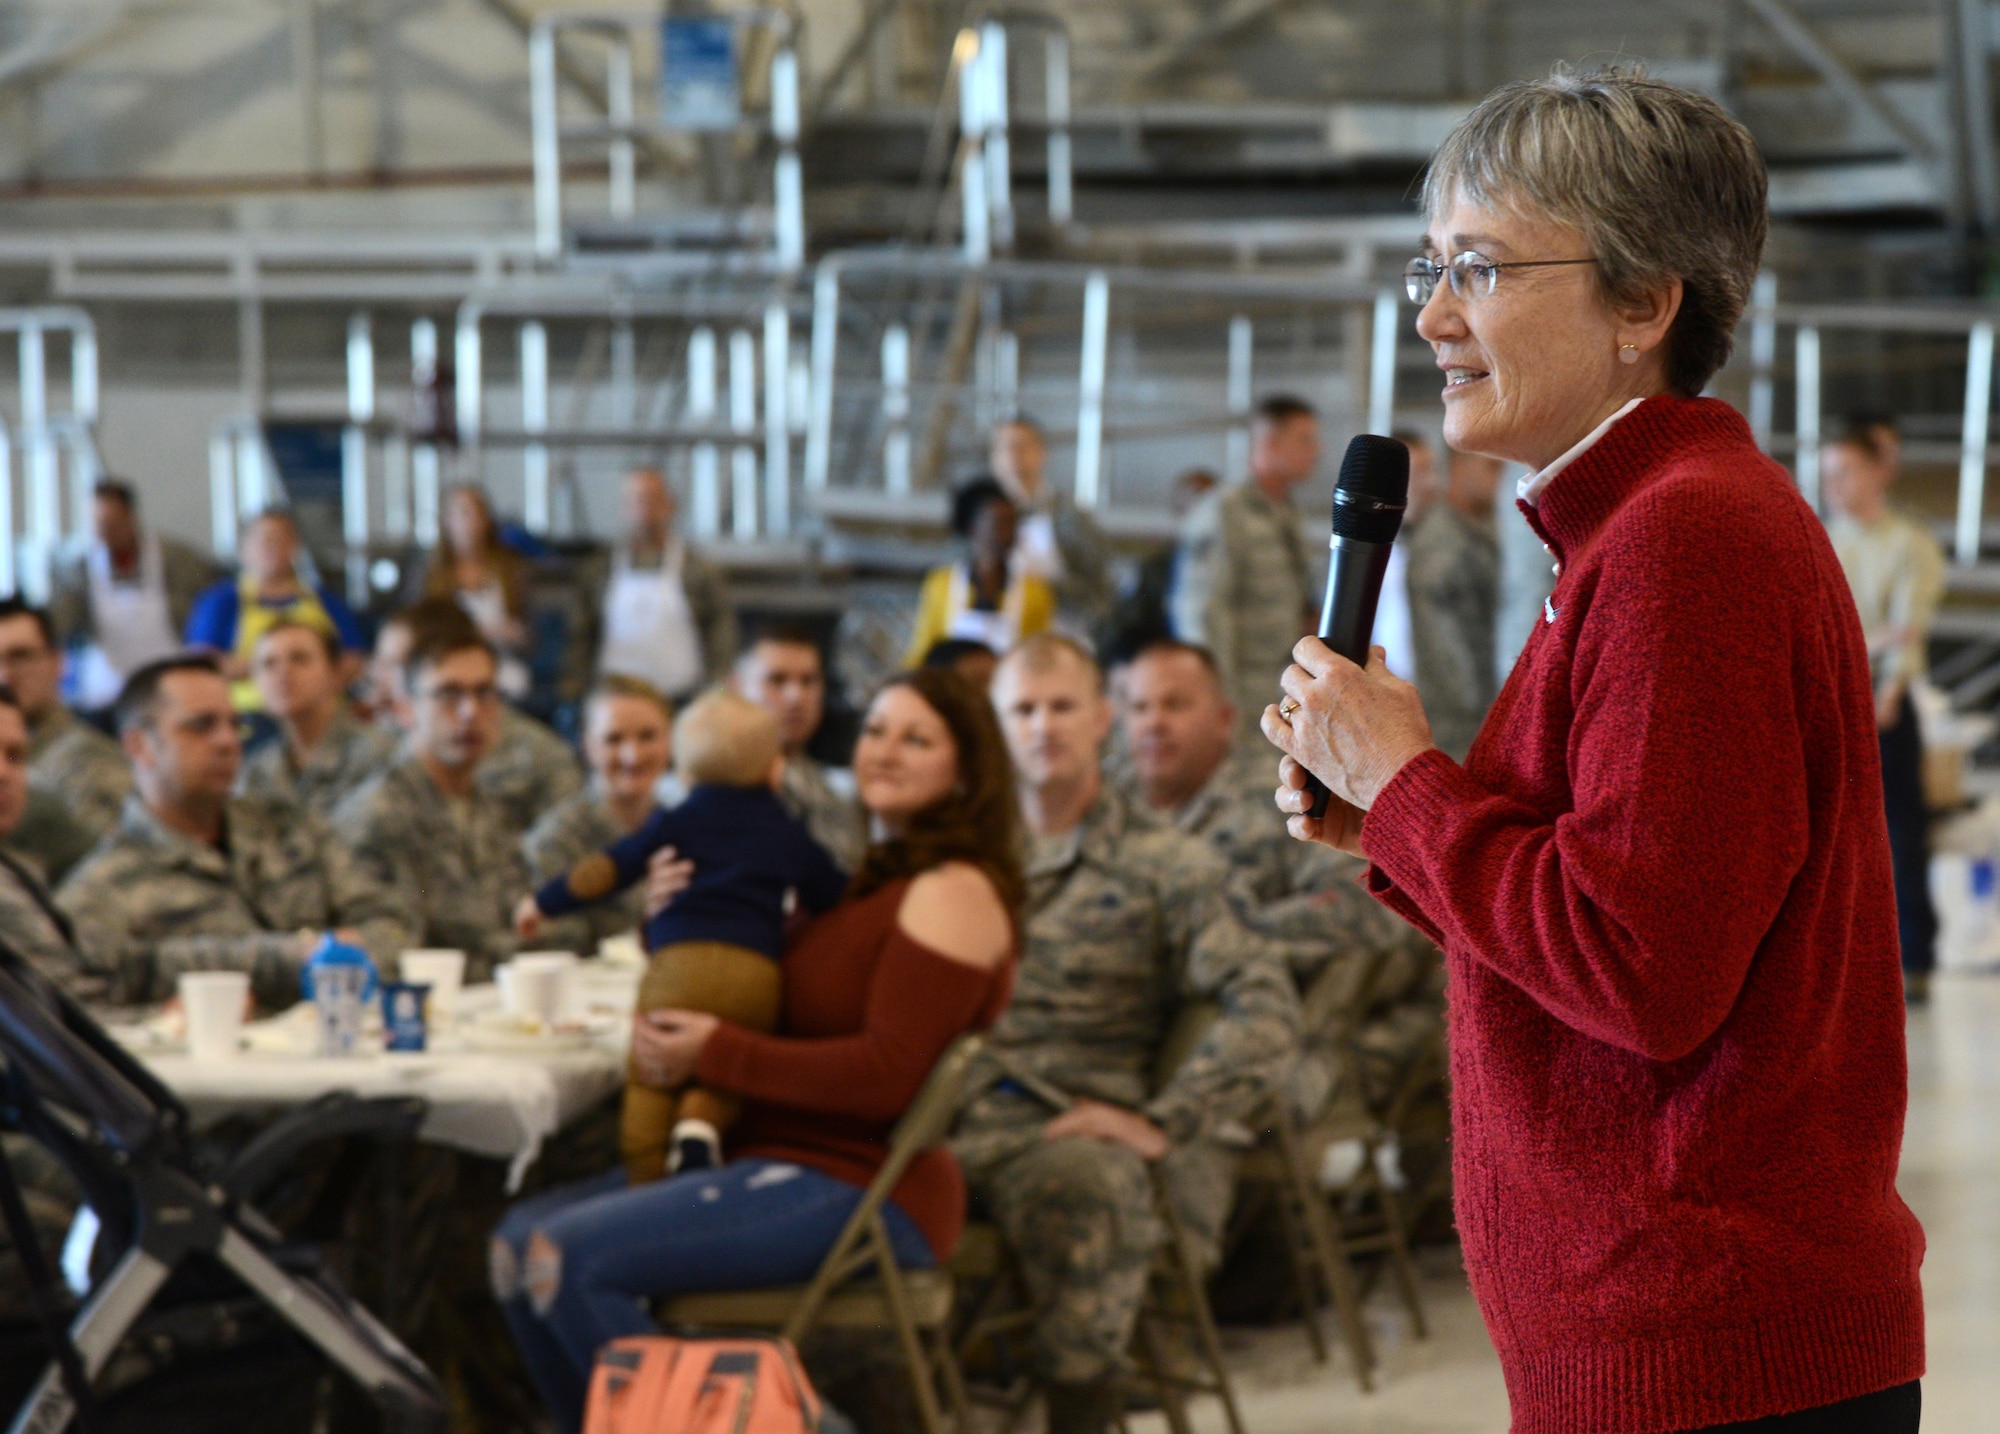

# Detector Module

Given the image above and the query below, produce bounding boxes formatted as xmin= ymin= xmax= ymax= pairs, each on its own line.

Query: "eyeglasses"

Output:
xmin=1404 ymin=252 xmax=1598 ymax=304
xmin=420 ymin=682 xmax=499 ymax=711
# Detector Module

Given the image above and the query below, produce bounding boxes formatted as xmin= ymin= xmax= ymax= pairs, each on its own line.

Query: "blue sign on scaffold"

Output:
xmin=661 ymin=17 xmax=739 ymax=131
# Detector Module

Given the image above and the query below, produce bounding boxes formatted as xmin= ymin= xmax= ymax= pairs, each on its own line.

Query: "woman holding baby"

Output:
xmin=490 ymin=666 xmax=1020 ymax=1430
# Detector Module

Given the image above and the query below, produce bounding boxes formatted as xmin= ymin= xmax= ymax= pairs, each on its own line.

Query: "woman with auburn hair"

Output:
xmin=420 ymin=483 xmax=533 ymax=693
xmin=490 ymin=666 xmax=1021 ymax=1433
xmin=1266 ymin=69 xmax=1923 ymax=1433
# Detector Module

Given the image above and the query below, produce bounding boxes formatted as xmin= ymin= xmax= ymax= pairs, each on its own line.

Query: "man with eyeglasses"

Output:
xmin=56 ymin=654 xmax=414 ymax=1009
xmin=1168 ymin=394 xmax=1324 ymax=745
xmin=367 ymin=600 xmax=582 ymax=836
xmin=333 ymin=628 xmax=533 ymax=979
xmin=0 ymin=596 xmax=135 ymax=883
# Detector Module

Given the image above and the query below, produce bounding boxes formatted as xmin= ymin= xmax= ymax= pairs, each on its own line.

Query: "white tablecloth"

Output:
xmin=115 ymin=966 xmax=644 ymax=1188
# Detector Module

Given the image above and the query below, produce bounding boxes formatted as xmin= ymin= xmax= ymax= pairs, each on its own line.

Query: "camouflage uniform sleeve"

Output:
xmin=308 ymin=810 xmax=419 ymax=971
xmin=329 ymin=786 xmax=411 ymax=925
xmin=58 ymin=856 xmax=308 ymax=1007
xmin=1051 ymin=498 xmax=1116 ymax=620
xmin=153 ymin=931 xmax=312 ymax=1011
xmin=1141 ymin=841 xmax=1300 ymax=1142
xmin=1168 ymin=495 xmax=1236 ymax=691
xmin=78 ymin=743 xmax=136 ymax=835
xmin=1248 ymin=844 xmax=1415 ymax=980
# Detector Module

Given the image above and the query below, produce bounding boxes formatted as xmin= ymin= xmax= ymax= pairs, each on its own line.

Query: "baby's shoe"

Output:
xmin=669 ymin=1119 xmax=722 ymax=1174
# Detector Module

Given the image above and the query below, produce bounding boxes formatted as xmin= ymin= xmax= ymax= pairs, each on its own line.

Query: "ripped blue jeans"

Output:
xmin=489 ymin=1160 xmax=935 ymax=1433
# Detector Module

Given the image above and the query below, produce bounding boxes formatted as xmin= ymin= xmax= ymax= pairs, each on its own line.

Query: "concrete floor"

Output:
xmin=1133 ymin=970 xmax=2000 ymax=1433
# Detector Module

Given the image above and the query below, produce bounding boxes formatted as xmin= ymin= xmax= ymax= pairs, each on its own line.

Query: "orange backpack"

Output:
xmin=583 ymin=1335 xmax=828 ymax=1434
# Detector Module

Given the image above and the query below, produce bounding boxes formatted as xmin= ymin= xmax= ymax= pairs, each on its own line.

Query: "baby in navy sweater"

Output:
xmin=518 ymin=690 xmax=848 ymax=1179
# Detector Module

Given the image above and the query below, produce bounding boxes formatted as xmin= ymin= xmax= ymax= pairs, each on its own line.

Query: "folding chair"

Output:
xmin=952 ymin=1005 xmax=1246 ymax=1434
xmin=0 ymin=941 xmax=447 ymax=1434
xmin=1233 ymin=949 xmax=1433 ymax=1392
xmin=655 ymin=1034 xmax=987 ymax=1434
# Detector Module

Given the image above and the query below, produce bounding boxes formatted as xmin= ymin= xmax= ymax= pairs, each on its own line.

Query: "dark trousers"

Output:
xmin=1879 ymin=693 xmax=1937 ymax=975
xmin=1682 ymin=1380 xmax=1920 ymax=1432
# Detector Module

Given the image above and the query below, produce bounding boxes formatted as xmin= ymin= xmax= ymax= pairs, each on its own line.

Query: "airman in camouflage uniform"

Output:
xmin=19 ymin=705 xmax=132 ymax=883
xmin=956 ymin=638 xmax=1297 ymax=1424
xmin=954 ymin=786 xmax=1298 ymax=1389
xmin=1407 ymin=452 xmax=1504 ymax=762
xmin=334 ymin=755 xmax=530 ymax=981
xmin=1167 ymin=401 xmax=1324 ymax=744
xmin=0 ymin=600 xmax=133 ymax=882
xmin=479 ymin=705 xmax=585 ymax=837
xmin=239 ymin=704 xmax=399 ymax=817
xmin=522 ymin=781 xmax=641 ymax=953
xmin=0 ymin=850 xmax=106 ymax=1006
xmin=60 ymin=793 xmax=415 ymax=1009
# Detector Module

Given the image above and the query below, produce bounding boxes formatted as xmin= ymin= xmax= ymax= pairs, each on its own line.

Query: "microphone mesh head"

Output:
xmin=1330 ymin=434 xmax=1411 ymax=544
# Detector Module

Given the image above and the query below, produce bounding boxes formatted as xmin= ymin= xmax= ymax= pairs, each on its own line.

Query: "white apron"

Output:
xmin=74 ymin=536 xmax=180 ymax=708
xmin=1014 ymin=508 xmax=1065 ymax=585
xmin=598 ymin=542 xmax=704 ymax=697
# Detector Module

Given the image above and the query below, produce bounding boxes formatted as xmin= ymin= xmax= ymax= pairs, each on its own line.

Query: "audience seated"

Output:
xmin=419 ymin=484 xmax=535 ymax=699
xmin=0 ymin=598 xmax=133 ymax=883
xmin=989 ymin=416 xmax=1115 ymax=623
xmin=729 ymin=623 xmax=866 ymax=868
xmin=906 ymin=477 xmax=1056 ymax=666
xmin=50 ymin=478 xmax=222 ymax=710
xmin=333 ymin=625 xmax=532 ymax=979
xmin=58 ymin=654 xmax=414 ymax=1009
xmin=0 ymin=682 xmax=108 ymax=1004
xmin=184 ymin=509 xmax=364 ymax=709
xmin=239 ymin=620 xmax=398 ymax=818
xmin=594 ymin=467 xmax=736 ymax=705
xmin=490 ymin=666 xmax=1020 ymax=1434
xmin=1169 ymin=395 xmax=1323 ymax=744
xmin=953 ymin=634 xmax=1298 ymax=1434
xmin=522 ymin=675 xmax=675 ymax=953
xmin=370 ymin=601 xmax=582 ymax=834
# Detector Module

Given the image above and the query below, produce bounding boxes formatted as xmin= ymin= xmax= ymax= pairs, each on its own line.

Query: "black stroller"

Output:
xmin=0 ymin=939 xmax=447 ymax=1433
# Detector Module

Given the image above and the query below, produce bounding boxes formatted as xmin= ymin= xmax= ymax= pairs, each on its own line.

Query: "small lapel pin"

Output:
xmin=1544 ymin=596 xmax=1559 ymax=625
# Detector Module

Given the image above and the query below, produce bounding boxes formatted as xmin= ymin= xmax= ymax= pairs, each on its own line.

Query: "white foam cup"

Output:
xmin=399 ymin=950 xmax=466 ymax=1021
xmin=180 ymin=971 xmax=250 ymax=1061
xmin=507 ymin=953 xmax=576 ymax=1026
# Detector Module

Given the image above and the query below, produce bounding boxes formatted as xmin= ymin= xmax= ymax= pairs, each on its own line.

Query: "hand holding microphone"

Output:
xmin=1265 ymin=435 xmax=1438 ymax=848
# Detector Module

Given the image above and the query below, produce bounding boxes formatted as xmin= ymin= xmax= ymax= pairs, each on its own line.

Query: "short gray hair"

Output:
xmin=1422 ymin=67 xmax=1768 ymax=397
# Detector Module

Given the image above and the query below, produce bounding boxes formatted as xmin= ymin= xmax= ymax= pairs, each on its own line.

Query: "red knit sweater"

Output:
xmin=696 ymin=878 xmax=1015 ymax=1260
xmin=1362 ymin=396 xmax=1924 ymax=1432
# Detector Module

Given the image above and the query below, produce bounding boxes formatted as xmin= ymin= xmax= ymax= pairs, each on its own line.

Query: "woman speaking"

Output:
xmin=1265 ymin=71 xmax=1924 ymax=1433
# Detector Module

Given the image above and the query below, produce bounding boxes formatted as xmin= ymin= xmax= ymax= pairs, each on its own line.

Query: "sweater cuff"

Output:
xmin=694 ymin=1020 xmax=753 ymax=1092
xmin=1361 ymin=748 xmax=1481 ymax=942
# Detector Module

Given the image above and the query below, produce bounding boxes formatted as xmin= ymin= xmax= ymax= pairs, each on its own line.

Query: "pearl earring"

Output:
xmin=1618 ymin=344 xmax=1640 ymax=365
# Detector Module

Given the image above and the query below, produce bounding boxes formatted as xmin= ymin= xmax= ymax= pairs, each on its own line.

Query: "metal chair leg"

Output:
xmin=1270 ymin=1182 xmax=1329 ymax=1363
xmin=870 ymin=1216 xmax=949 ymax=1434
xmin=1154 ymin=1177 xmax=1246 ymax=1434
xmin=1278 ymin=1111 xmax=1375 ymax=1390
xmin=1130 ymin=1314 xmax=1193 ymax=1434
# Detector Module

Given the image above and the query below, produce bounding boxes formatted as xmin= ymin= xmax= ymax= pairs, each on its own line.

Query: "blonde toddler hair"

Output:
xmin=674 ymin=689 xmax=783 ymax=787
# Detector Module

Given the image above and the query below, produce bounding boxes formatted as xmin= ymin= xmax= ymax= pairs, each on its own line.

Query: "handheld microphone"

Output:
xmin=1301 ymin=434 xmax=1411 ymax=820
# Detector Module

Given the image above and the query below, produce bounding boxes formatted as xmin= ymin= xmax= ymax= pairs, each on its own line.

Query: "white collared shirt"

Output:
xmin=1517 ymin=398 xmax=1646 ymax=506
